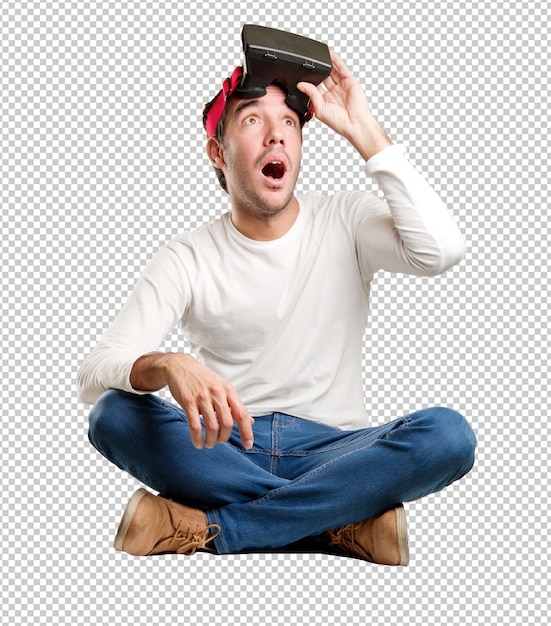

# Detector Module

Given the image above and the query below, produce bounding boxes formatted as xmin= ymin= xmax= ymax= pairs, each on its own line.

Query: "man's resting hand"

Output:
xmin=130 ymin=352 xmax=254 ymax=450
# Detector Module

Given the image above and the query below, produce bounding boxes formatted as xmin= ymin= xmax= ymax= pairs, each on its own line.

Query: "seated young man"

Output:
xmin=78 ymin=50 xmax=476 ymax=565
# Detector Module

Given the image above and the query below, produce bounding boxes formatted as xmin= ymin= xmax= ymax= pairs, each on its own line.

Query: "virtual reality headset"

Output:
xmin=205 ymin=25 xmax=332 ymax=137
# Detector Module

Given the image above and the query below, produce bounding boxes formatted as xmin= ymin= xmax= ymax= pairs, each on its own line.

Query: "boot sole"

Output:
xmin=395 ymin=504 xmax=410 ymax=566
xmin=114 ymin=488 xmax=149 ymax=552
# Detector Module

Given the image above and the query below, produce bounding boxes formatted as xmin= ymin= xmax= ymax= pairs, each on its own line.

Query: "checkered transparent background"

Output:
xmin=1 ymin=1 xmax=549 ymax=624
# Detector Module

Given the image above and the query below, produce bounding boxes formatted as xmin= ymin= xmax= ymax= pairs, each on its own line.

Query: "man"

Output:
xmin=78 ymin=49 xmax=476 ymax=565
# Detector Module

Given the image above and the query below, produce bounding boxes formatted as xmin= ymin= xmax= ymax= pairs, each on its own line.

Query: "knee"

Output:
xmin=87 ymin=389 xmax=133 ymax=451
xmin=418 ymin=407 xmax=477 ymax=476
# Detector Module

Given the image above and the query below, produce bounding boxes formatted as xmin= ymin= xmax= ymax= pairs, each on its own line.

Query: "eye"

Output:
xmin=284 ymin=117 xmax=297 ymax=127
xmin=243 ymin=116 xmax=259 ymax=125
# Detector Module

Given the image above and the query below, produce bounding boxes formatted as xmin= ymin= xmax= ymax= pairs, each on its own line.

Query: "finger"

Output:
xmin=321 ymin=74 xmax=338 ymax=93
xmin=329 ymin=49 xmax=349 ymax=77
xmin=185 ymin=405 xmax=205 ymax=449
xmin=200 ymin=404 xmax=220 ymax=449
xmin=228 ymin=396 xmax=255 ymax=449
xmin=296 ymin=80 xmax=317 ymax=100
xmin=296 ymin=81 xmax=325 ymax=115
xmin=237 ymin=415 xmax=255 ymax=450
xmin=212 ymin=398 xmax=235 ymax=444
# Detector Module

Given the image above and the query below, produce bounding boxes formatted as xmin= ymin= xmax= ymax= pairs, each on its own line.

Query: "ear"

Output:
xmin=206 ymin=137 xmax=225 ymax=169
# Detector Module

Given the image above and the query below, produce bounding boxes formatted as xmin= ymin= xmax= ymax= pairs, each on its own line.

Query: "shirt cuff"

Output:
xmin=364 ymin=144 xmax=407 ymax=177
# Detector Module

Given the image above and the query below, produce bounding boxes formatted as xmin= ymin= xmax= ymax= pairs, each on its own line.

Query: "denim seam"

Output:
xmin=207 ymin=508 xmax=228 ymax=554
xmin=383 ymin=415 xmax=412 ymax=441
xmin=154 ymin=396 xmax=187 ymax=419
xmin=273 ymin=414 xmax=298 ymax=429
xmin=271 ymin=415 xmax=279 ymax=475
xmin=247 ymin=435 xmax=388 ymax=506
xmin=227 ymin=444 xmax=272 ymax=455
xmin=276 ymin=428 xmax=392 ymax=457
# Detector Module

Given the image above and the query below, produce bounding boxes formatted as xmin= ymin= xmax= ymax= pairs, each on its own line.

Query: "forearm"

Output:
xmin=77 ymin=342 xmax=139 ymax=405
xmin=130 ymin=351 xmax=191 ymax=392
xmin=77 ymin=241 xmax=193 ymax=405
xmin=347 ymin=116 xmax=393 ymax=162
xmin=360 ymin=145 xmax=466 ymax=276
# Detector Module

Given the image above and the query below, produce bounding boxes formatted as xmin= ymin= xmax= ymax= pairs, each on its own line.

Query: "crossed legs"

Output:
xmin=88 ymin=390 xmax=476 ymax=556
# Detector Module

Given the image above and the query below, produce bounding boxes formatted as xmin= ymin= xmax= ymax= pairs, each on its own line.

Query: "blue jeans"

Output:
xmin=88 ymin=390 xmax=476 ymax=555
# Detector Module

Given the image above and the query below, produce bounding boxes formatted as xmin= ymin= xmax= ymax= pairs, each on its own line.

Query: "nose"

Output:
xmin=264 ymin=119 xmax=285 ymax=146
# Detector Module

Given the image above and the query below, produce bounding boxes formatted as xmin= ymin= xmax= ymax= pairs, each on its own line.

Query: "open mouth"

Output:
xmin=261 ymin=161 xmax=286 ymax=180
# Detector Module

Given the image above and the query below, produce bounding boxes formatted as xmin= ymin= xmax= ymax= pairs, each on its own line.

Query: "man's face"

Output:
xmin=209 ymin=85 xmax=303 ymax=220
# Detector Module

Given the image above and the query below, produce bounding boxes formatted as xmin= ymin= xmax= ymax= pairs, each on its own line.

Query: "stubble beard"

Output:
xmin=242 ymin=186 xmax=296 ymax=222
xmin=229 ymin=157 xmax=300 ymax=223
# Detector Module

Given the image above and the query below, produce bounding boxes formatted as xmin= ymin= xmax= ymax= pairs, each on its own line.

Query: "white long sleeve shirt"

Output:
xmin=77 ymin=145 xmax=465 ymax=429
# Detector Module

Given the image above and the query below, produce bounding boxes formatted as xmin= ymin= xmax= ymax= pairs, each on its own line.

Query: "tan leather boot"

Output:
xmin=114 ymin=488 xmax=221 ymax=556
xmin=326 ymin=504 xmax=409 ymax=565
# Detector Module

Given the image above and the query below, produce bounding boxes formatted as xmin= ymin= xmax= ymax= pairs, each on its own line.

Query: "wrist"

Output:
xmin=130 ymin=351 xmax=188 ymax=391
xmin=349 ymin=118 xmax=393 ymax=162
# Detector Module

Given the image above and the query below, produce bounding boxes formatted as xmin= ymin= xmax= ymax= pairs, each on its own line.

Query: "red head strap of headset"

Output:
xmin=205 ymin=67 xmax=244 ymax=138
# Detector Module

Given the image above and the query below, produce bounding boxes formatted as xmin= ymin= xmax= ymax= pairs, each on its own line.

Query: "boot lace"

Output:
xmin=171 ymin=521 xmax=221 ymax=555
xmin=327 ymin=523 xmax=373 ymax=560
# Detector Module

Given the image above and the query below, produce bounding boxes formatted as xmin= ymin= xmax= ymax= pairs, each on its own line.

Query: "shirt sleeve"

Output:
xmin=355 ymin=144 xmax=466 ymax=278
xmin=76 ymin=239 xmax=194 ymax=405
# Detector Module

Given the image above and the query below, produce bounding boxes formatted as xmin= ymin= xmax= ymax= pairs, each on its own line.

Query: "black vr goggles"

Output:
xmin=205 ymin=25 xmax=332 ymax=137
xmin=237 ymin=25 xmax=333 ymax=118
